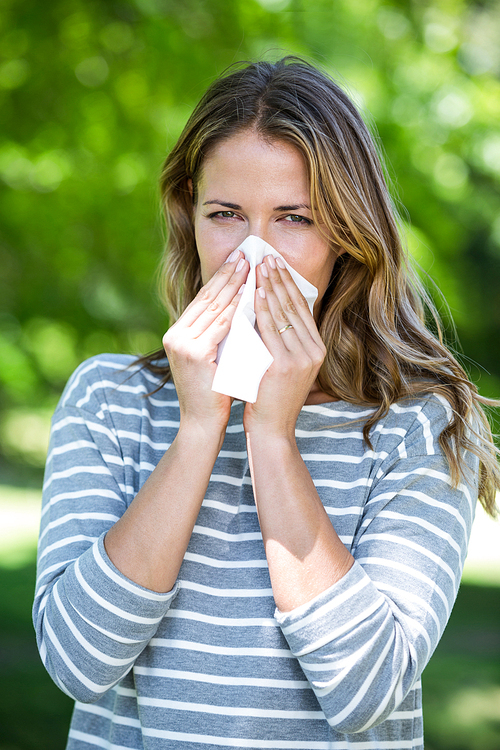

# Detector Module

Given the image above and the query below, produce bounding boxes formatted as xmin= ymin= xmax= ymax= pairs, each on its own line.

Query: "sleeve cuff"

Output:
xmin=275 ymin=561 xmax=387 ymax=658
xmin=62 ymin=533 xmax=179 ymax=642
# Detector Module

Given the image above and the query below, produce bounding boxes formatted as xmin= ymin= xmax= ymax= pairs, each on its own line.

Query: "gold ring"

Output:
xmin=278 ymin=324 xmax=294 ymax=334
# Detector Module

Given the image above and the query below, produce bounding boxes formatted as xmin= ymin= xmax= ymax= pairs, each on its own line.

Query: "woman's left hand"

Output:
xmin=243 ymin=256 xmax=353 ymax=613
xmin=243 ymin=254 xmax=326 ymax=439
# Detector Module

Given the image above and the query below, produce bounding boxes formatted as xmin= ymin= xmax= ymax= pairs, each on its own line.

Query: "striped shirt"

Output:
xmin=33 ymin=354 xmax=478 ymax=750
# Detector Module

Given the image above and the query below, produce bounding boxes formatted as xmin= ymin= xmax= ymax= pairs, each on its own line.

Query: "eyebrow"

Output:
xmin=202 ymin=200 xmax=311 ymax=212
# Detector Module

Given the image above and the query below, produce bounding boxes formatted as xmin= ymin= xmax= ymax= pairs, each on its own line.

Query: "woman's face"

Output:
xmin=192 ymin=129 xmax=338 ymax=316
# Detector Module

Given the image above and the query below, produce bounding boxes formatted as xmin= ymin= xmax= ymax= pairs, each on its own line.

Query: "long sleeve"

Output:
xmin=33 ymin=362 xmax=478 ymax=749
xmin=276 ymin=396 xmax=477 ymax=733
xmin=33 ymin=356 xmax=178 ymax=702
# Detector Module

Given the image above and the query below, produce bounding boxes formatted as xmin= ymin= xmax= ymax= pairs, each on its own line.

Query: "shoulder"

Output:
xmin=57 ymin=353 xmax=176 ymax=414
xmin=299 ymin=394 xmax=451 ymax=448
xmin=379 ymin=392 xmax=452 ymax=439
xmin=303 ymin=393 xmax=452 ymax=439
xmin=369 ymin=392 xmax=453 ymax=456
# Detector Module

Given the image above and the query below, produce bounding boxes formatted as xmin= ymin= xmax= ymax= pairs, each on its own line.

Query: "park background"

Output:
xmin=0 ymin=0 xmax=499 ymax=748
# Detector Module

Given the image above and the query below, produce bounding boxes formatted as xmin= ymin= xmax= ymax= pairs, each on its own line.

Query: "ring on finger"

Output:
xmin=278 ymin=324 xmax=294 ymax=334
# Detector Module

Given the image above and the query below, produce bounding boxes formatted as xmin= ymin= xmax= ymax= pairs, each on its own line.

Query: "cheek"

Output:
xmin=195 ymin=223 xmax=244 ymax=282
xmin=194 ymin=221 xmax=218 ymax=283
xmin=303 ymin=246 xmax=336 ymax=294
xmin=197 ymin=245 xmax=225 ymax=284
xmin=195 ymin=235 xmax=229 ymax=284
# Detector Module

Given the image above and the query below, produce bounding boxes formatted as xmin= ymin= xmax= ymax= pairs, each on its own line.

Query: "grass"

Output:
xmin=422 ymin=583 xmax=500 ymax=750
xmin=0 ymin=562 xmax=73 ymax=750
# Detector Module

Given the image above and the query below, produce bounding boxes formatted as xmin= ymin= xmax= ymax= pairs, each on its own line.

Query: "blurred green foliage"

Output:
xmin=1 ymin=0 xmax=500 ymax=468
xmin=1 ymin=5 xmax=500 ymax=749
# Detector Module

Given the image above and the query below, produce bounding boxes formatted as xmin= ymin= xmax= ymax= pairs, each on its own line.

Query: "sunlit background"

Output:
xmin=0 ymin=1 xmax=499 ymax=748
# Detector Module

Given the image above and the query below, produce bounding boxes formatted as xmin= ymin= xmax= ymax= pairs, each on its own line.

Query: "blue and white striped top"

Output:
xmin=33 ymin=354 xmax=478 ymax=750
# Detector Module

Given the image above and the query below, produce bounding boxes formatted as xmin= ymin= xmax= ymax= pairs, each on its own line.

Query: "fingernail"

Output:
xmin=267 ymin=255 xmax=276 ymax=269
xmin=237 ymin=283 xmax=245 ymax=295
xmin=257 ymin=287 xmax=265 ymax=299
xmin=260 ymin=262 xmax=268 ymax=278
xmin=226 ymin=249 xmax=240 ymax=263
xmin=276 ymin=256 xmax=285 ymax=269
xmin=236 ymin=258 xmax=245 ymax=272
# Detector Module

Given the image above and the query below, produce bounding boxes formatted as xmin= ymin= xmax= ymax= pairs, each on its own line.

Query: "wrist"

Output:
xmin=245 ymin=427 xmax=298 ymax=458
xmin=243 ymin=413 xmax=298 ymax=445
xmin=177 ymin=417 xmax=227 ymax=453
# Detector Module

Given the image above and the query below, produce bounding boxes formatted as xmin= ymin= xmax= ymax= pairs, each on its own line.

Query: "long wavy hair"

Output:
xmin=139 ymin=57 xmax=499 ymax=516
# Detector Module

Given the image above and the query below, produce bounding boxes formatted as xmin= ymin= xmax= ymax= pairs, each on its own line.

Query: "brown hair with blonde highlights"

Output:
xmin=139 ymin=56 xmax=499 ymax=516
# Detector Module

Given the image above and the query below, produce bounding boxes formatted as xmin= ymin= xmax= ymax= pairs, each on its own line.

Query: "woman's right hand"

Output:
xmin=104 ymin=250 xmax=249 ymax=593
xmin=162 ymin=249 xmax=249 ymax=433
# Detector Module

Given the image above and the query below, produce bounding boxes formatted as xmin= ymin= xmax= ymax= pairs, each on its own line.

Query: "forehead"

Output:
xmin=197 ymin=130 xmax=310 ymax=195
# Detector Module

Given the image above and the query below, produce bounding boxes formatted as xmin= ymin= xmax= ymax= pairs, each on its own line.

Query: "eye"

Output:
xmin=208 ymin=210 xmax=239 ymax=219
xmin=284 ymin=214 xmax=312 ymax=225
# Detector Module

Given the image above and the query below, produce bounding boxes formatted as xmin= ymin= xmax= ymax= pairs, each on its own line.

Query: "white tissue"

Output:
xmin=211 ymin=235 xmax=318 ymax=403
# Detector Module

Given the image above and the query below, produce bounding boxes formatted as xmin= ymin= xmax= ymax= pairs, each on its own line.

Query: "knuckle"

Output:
xmin=312 ymin=345 xmax=326 ymax=367
xmin=197 ymin=286 xmax=212 ymax=303
xmin=263 ymin=321 xmax=277 ymax=335
xmin=218 ymin=262 xmax=233 ymax=278
xmin=312 ymin=355 xmax=323 ymax=369
xmin=269 ymin=270 xmax=281 ymax=285
xmin=213 ymin=311 xmax=234 ymax=331
xmin=224 ymin=276 xmax=242 ymax=295
xmin=296 ymin=293 xmax=309 ymax=309
xmin=207 ymin=299 xmax=221 ymax=314
xmin=214 ymin=312 xmax=229 ymax=327
xmin=280 ymin=360 xmax=295 ymax=378
xmin=162 ymin=330 xmax=174 ymax=351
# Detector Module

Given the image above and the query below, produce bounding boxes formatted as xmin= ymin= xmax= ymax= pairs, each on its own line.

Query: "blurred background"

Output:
xmin=0 ymin=0 xmax=499 ymax=748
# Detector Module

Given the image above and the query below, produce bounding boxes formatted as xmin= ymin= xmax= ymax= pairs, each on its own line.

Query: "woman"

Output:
xmin=34 ymin=57 xmax=499 ymax=749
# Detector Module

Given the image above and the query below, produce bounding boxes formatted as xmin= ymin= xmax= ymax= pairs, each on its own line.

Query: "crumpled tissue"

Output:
xmin=211 ymin=235 xmax=318 ymax=403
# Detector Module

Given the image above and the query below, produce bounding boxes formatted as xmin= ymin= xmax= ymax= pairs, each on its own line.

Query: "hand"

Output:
xmin=243 ymin=254 xmax=326 ymax=438
xmin=163 ymin=250 xmax=249 ymax=432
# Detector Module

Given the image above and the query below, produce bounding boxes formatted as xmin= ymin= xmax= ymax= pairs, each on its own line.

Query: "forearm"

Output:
xmin=246 ymin=430 xmax=354 ymax=612
xmin=105 ymin=421 xmax=225 ymax=593
xmin=105 ymin=247 xmax=249 ymax=592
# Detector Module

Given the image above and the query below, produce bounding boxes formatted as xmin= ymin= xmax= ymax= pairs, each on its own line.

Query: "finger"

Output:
xmin=164 ymin=282 xmax=245 ymax=362
xmin=179 ymin=253 xmax=248 ymax=331
xmin=179 ymin=251 xmax=245 ymax=325
xmin=201 ymin=281 xmax=246 ymax=351
xmin=253 ymin=285 xmax=296 ymax=353
xmin=261 ymin=256 xmax=323 ymax=346
xmin=255 ymin=285 xmax=326 ymax=386
xmin=256 ymin=262 xmax=311 ymax=348
xmin=189 ymin=260 xmax=248 ymax=339
xmin=256 ymin=263 xmax=326 ymax=378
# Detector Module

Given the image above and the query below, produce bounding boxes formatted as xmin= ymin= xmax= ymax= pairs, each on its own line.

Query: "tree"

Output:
xmin=1 ymin=0 xmax=499 ymax=469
